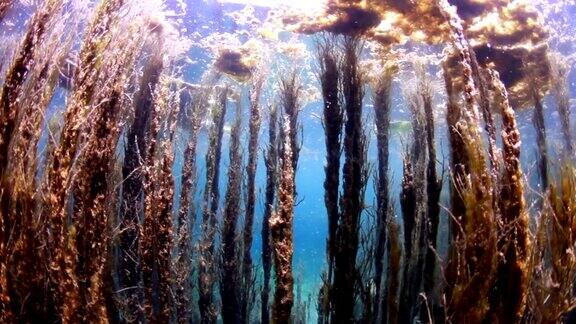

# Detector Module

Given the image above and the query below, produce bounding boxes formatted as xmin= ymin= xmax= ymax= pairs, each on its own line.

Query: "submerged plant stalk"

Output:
xmin=44 ymin=1 xmax=125 ymax=321
xmin=198 ymin=88 xmax=227 ymax=324
xmin=241 ymin=78 xmax=263 ymax=323
xmin=332 ymin=36 xmax=366 ymax=322
xmin=318 ymin=39 xmax=342 ymax=292
xmin=261 ymin=105 xmax=278 ymax=324
xmin=270 ymin=118 xmax=295 ymax=324
xmin=119 ymin=29 xmax=164 ymax=322
xmin=175 ymin=84 xmax=209 ymax=323
xmin=221 ymin=98 xmax=243 ymax=324
xmin=487 ymin=69 xmax=530 ymax=323
xmin=372 ymin=63 xmax=394 ymax=321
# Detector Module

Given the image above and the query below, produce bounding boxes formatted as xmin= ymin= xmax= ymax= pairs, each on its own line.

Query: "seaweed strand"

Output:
xmin=373 ymin=63 xmax=395 ymax=322
xmin=220 ymin=97 xmax=243 ymax=324
xmin=241 ymin=77 xmax=263 ymax=323
xmin=261 ymin=105 xmax=278 ymax=324
xmin=198 ymin=88 xmax=227 ymax=324
xmin=332 ymin=36 xmax=366 ymax=323
xmin=270 ymin=117 xmax=295 ymax=324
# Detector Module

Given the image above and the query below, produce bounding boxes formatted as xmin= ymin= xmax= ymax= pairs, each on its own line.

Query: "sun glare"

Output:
xmin=217 ymin=0 xmax=327 ymax=11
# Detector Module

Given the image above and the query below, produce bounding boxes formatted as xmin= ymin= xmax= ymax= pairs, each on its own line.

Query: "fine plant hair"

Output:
xmin=526 ymin=164 xmax=576 ymax=322
xmin=485 ymin=69 xmax=531 ymax=323
xmin=198 ymin=87 xmax=228 ymax=323
xmin=317 ymin=36 xmax=343 ymax=301
xmin=332 ymin=36 xmax=367 ymax=322
xmin=44 ymin=1 xmax=126 ymax=321
xmin=119 ymin=23 xmax=165 ymax=322
xmin=438 ymin=3 xmax=498 ymax=321
xmin=372 ymin=61 xmax=395 ymax=322
xmin=220 ymin=97 xmax=243 ymax=324
xmin=140 ymin=75 xmax=179 ymax=322
xmin=175 ymin=78 xmax=213 ymax=323
xmin=549 ymin=52 xmax=573 ymax=155
xmin=241 ymin=76 xmax=264 ymax=323
xmin=261 ymin=104 xmax=278 ymax=324
xmin=270 ymin=117 xmax=296 ymax=324
xmin=0 ymin=1 xmax=62 ymax=319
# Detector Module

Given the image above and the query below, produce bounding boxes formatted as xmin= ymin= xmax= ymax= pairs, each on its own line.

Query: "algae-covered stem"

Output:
xmin=420 ymin=67 xmax=442 ymax=301
xmin=486 ymin=69 xmax=530 ymax=323
xmin=332 ymin=36 xmax=366 ymax=322
xmin=175 ymin=77 xmax=213 ymax=323
xmin=317 ymin=39 xmax=342 ymax=293
xmin=221 ymin=97 xmax=243 ymax=324
xmin=261 ymin=105 xmax=278 ymax=324
xmin=141 ymin=75 xmax=177 ymax=322
xmin=270 ymin=117 xmax=295 ymax=324
xmin=372 ymin=63 xmax=394 ymax=322
xmin=399 ymin=92 xmax=428 ymax=324
xmin=198 ymin=87 xmax=228 ymax=324
xmin=438 ymin=0 xmax=498 ymax=322
xmin=119 ymin=27 xmax=165 ymax=322
xmin=242 ymin=77 xmax=263 ymax=323
xmin=0 ymin=0 xmax=62 ymax=319
xmin=44 ymin=1 xmax=125 ymax=321
xmin=384 ymin=216 xmax=402 ymax=324
xmin=0 ymin=1 xmax=62 ymax=318
xmin=72 ymin=32 xmax=141 ymax=322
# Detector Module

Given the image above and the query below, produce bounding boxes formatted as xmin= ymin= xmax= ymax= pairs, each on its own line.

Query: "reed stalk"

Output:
xmin=317 ymin=38 xmax=342 ymax=296
xmin=198 ymin=87 xmax=228 ymax=324
xmin=119 ymin=28 xmax=165 ymax=322
xmin=44 ymin=1 xmax=125 ymax=321
xmin=175 ymin=83 xmax=210 ymax=323
xmin=486 ymin=69 xmax=530 ymax=323
xmin=419 ymin=66 xmax=442 ymax=301
xmin=270 ymin=117 xmax=295 ymax=324
xmin=5 ymin=29 xmax=66 ymax=322
xmin=532 ymin=89 xmax=549 ymax=191
xmin=141 ymin=75 xmax=177 ymax=322
xmin=72 ymin=32 xmax=140 ymax=321
xmin=438 ymin=2 xmax=498 ymax=321
xmin=372 ymin=62 xmax=395 ymax=322
xmin=221 ymin=98 xmax=243 ymax=324
xmin=0 ymin=2 xmax=62 ymax=318
xmin=261 ymin=105 xmax=278 ymax=324
xmin=399 ymin=90 xmax=428 ymax=324
xmin=383 ymin=215 xmax=401 ymax=324
xmin=241 ymin=77 xmax=263 ymax=323
xmin=332 ymin=36 xmax=366 ymax=322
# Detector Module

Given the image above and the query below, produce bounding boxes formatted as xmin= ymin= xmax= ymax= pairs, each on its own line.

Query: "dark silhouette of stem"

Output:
xmin=198 ymin=88 xmax=227 ymax=324
xmin=221 ymin=99 xmax=243 ymax=324
xmin=241 ymin=78 xmax=263 ymax=323
xmin=261 ymin=105 xmax=278 ymax=324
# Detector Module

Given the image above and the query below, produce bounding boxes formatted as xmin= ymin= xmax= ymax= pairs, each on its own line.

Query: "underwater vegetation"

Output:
xmin=0 ymin=0 xmax=575 ymax=323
